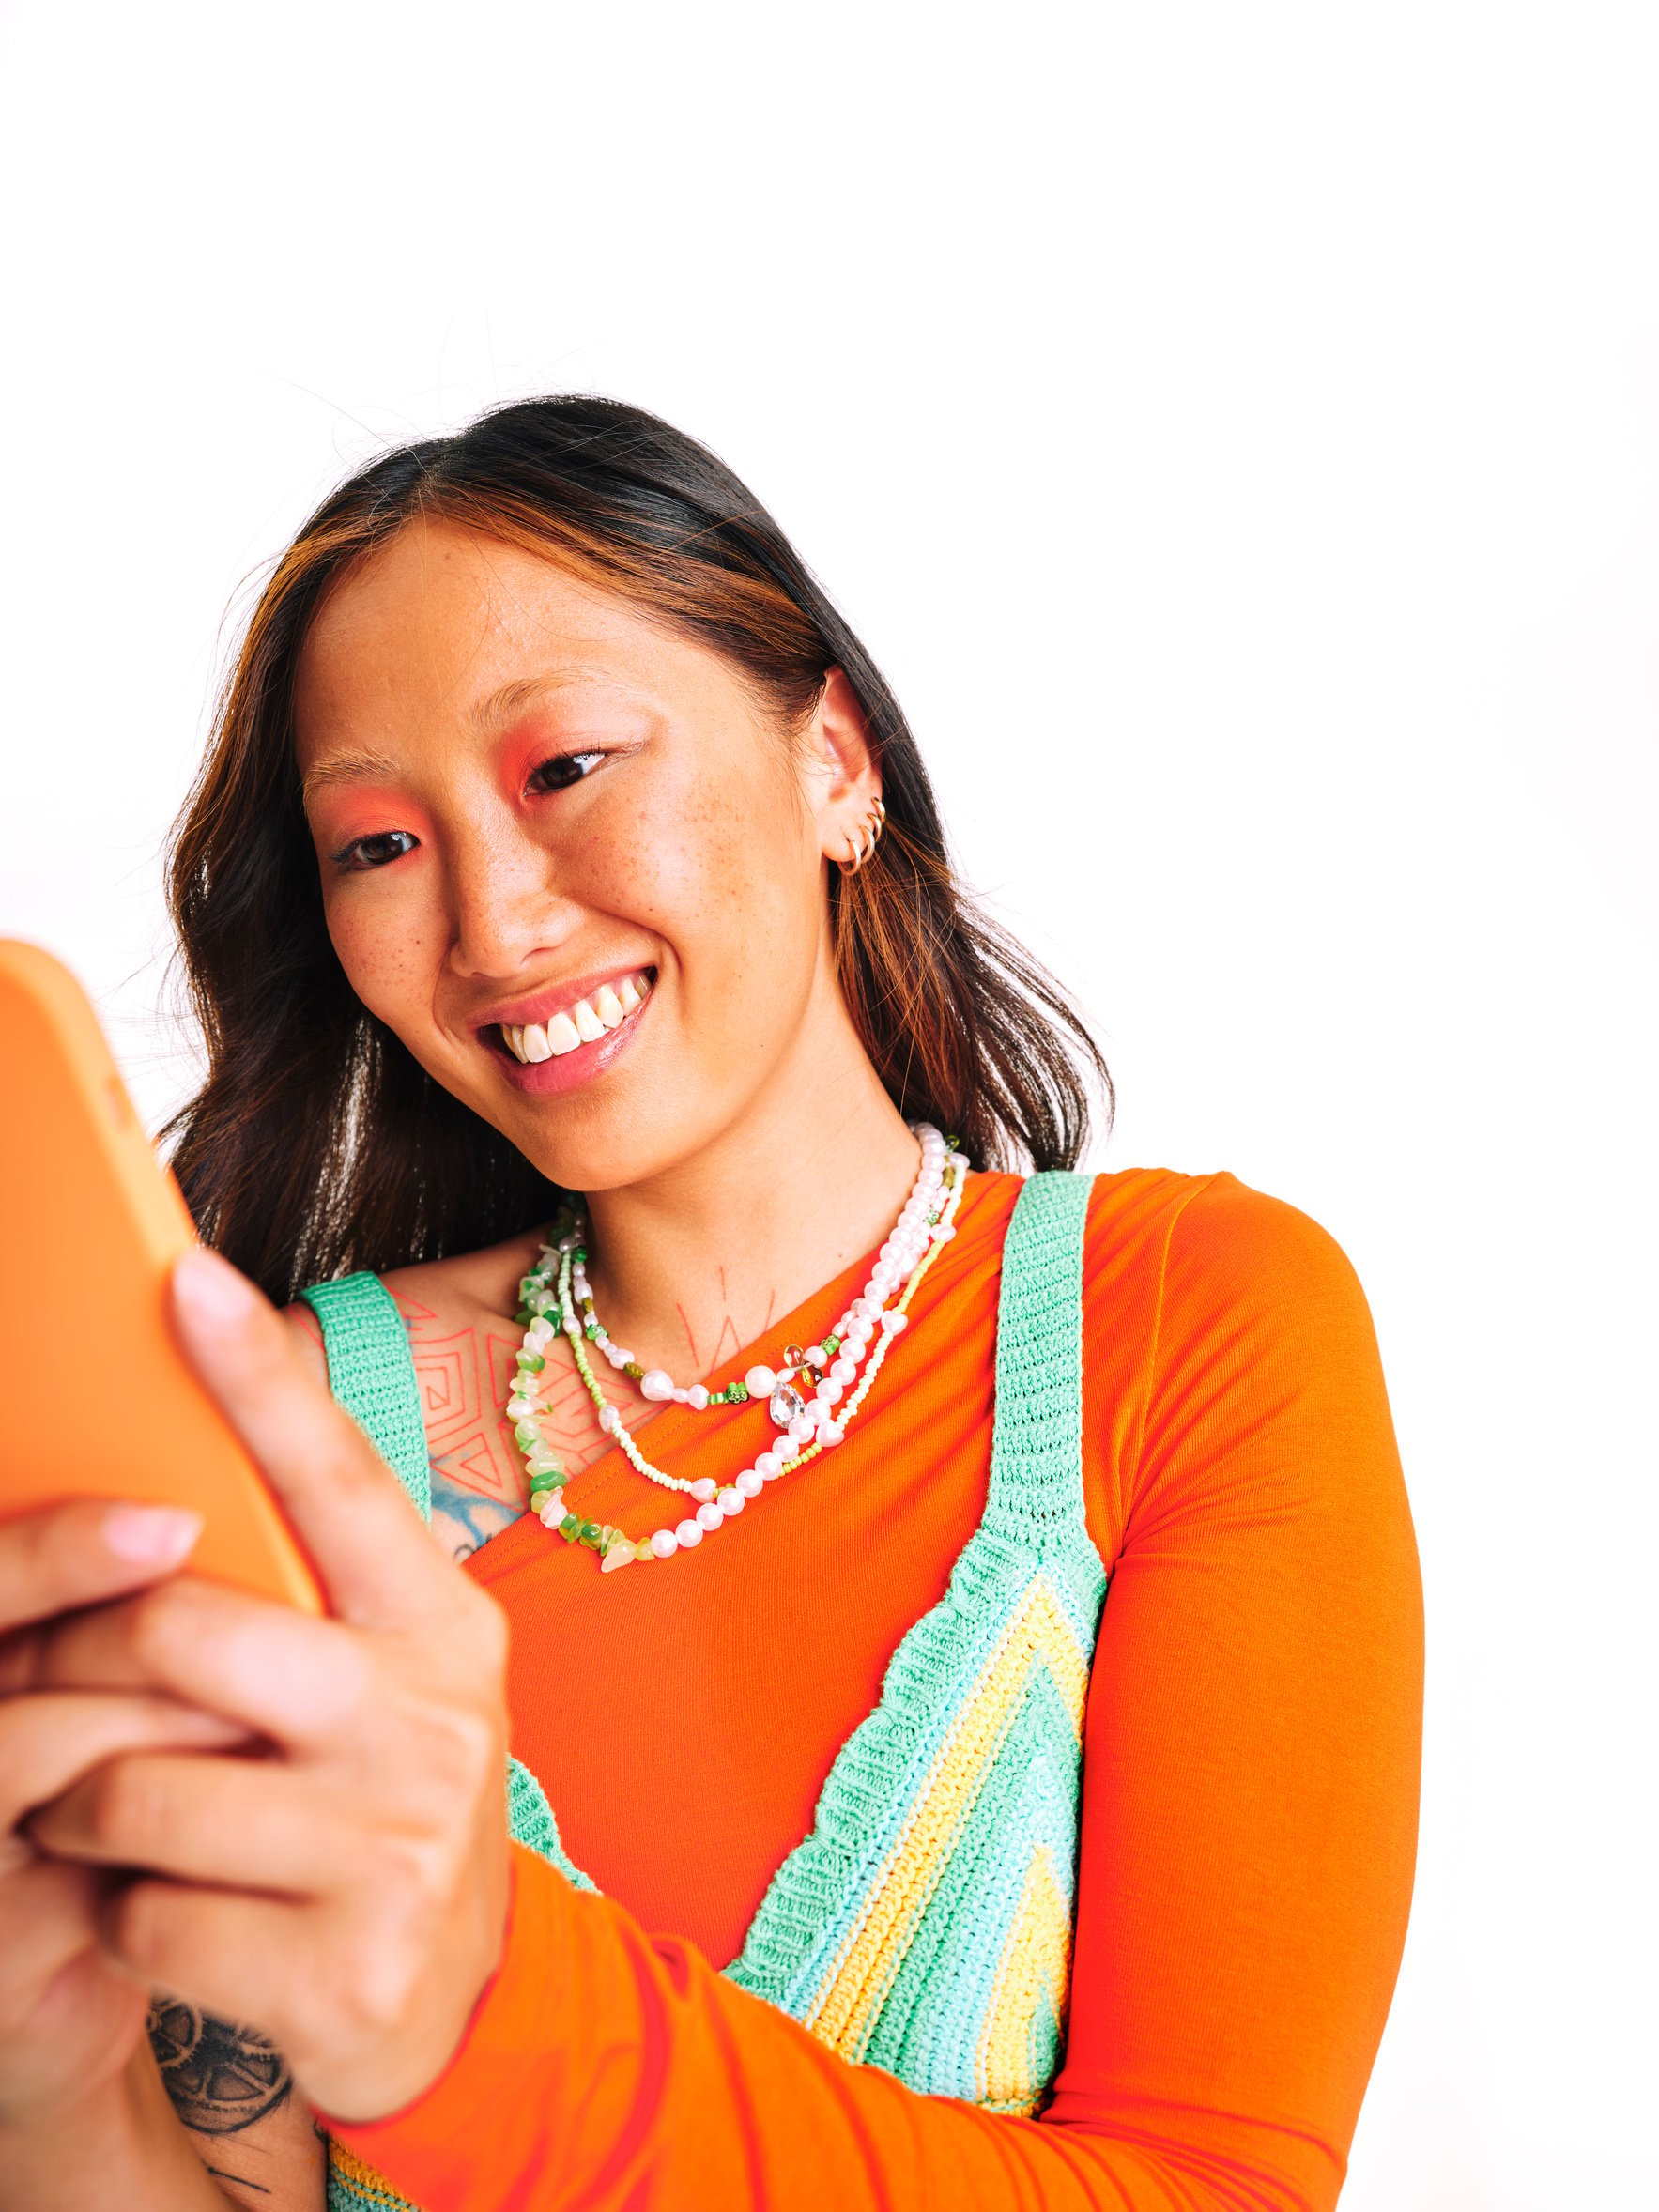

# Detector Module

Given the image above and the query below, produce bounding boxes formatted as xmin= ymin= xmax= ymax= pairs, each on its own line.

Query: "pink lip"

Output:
xmin=471 ymin=962 xmax=655 ymax=1037
xmin=483 ymin=977 xmax=655 ymax=1098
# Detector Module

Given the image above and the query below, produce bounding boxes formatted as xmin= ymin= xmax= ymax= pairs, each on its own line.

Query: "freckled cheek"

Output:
xmin=597 ymin=779 xmax=814 ymax=975
xmin=320 ymin=883 xmax=447 ymax=1038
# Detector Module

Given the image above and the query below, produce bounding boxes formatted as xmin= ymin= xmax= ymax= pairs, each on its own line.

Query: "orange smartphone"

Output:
xmin=0 ymin=940 xmax=324 ymax=1612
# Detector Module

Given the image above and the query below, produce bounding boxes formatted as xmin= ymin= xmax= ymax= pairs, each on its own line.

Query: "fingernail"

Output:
xmin=103 ymin=1505 xmax=205 ymax=1565
xmin=174 ymin=1246 xmax=257 ymax=1326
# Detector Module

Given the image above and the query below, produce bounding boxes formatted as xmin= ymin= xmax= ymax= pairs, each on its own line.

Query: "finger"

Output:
xmin=0 ymin=1692 xmax=249 ymax=1829
xmin=171 ymin=1249 xmax=465 ymax=1631
xmin=104 ymin=1870 xmax=506 ymax=2120
xmin=31 ymin=1577 xmax=375 ymax=1747
xmin=100 ymin=1879 xmax=312 ymax=2036
xmin=33 ymin=1751 xmax=353 ymax=1895
xmin=0 ymin=1498 xmax=204 ymax=1636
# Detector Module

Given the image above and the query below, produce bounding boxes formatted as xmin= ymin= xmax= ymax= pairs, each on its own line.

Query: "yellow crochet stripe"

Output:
xmin=802 ymin=1573 xmax=1090 ymax=2062
xmin=329 ymin=2138 xmax=421 ymax=2210
xmin=975 ymin=1845 xmax=1072 ymax=2114
xmin=325 ymin=1586 xmax=1084 ymax=2189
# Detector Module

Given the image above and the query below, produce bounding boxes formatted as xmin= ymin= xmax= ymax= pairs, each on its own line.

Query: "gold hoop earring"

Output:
xmin=837 ymin=796 xmax=886 ymax=875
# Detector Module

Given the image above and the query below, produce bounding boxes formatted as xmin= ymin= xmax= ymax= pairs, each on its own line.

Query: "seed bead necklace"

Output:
xmin=572 ymin=1121 xmax=951 ymax=1425
xmin=503 ymin=1128 xmax=967 ymax=1575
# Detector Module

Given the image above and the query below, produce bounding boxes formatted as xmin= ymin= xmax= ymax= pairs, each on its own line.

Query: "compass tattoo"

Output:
xmin=146 ymin=1996 xmax=293 ymax=2135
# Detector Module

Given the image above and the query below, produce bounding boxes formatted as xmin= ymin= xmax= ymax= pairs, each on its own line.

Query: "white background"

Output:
xmin=2 ymin=5 xmax=1654 ymax=2204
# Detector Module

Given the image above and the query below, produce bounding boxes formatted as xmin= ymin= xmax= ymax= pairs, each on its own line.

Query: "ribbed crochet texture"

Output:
xmin=302 ymin=1171 xmax=1102 ymax=2210
xmin=300 ymin=1276 xmax=431 ymax=1520
xmin=726 ymin=1169 xmax=1104 ymax=2109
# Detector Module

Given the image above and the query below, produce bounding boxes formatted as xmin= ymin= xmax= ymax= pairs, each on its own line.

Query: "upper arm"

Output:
xmin=148 ymin=1998 xmax=327 ymax=2210
xmin=1050 ymin=1178 xmax=1423 ymax=2209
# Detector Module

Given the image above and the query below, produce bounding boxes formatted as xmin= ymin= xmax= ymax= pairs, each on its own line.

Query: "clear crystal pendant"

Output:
xmin=768 ymin=1382 xmax=806 ymax=1430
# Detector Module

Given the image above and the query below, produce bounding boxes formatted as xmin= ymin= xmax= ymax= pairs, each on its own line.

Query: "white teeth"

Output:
xmin=502 ymin=973 xmax=652 ymax=1067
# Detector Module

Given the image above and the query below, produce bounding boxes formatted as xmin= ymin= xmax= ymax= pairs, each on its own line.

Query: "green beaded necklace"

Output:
xmin=501 ymin=1143 xmax=965 ymax=1574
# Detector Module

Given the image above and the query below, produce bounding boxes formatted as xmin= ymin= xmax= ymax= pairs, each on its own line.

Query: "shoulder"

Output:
xmin=283 ymin=1221 xmax=545 ymax=1336
xmin=281 ymin=1225 xmax=547 ymax=1378
xmin=1081 ymin=1169 xmax=1392 ymax=1503
xmin=1081 ymin=1168 xmax=1401 ymax=1543
xmin=1083 ymin=1165 xmax=1373 ymax=1342
xmin=378 ymin=1231 xmax=541 ymax=1338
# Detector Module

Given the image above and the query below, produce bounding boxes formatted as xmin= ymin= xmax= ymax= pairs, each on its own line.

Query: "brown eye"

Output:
xmin=527 ymin=751 xmax=604 ymax=793
xmin=333 ymin=830 xmax=418 ymax=870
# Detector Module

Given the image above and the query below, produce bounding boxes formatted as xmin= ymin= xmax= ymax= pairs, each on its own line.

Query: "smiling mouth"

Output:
xmin=495 ymin=969 xmax=654 ymax=1064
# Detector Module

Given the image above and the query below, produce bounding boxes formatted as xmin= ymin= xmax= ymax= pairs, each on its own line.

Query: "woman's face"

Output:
xmin=293 ymin=518 xmax=871 ymax=1194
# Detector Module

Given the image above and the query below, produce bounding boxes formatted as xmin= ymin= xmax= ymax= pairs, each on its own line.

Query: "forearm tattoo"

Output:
xmin=146 ymin=1996 xmax=293 ymax=2135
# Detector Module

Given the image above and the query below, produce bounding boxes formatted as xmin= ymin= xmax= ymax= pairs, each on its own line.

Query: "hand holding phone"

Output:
xmin=23 ymin=1241 xmax=515 ymax=2128
xmin=0 ymin=1242 xmax=514 ymax=2189
xmin=0 ymin=941 xmax=322 ymax=1612
xmin=0 ymin=943 xmax=515 ymax=2160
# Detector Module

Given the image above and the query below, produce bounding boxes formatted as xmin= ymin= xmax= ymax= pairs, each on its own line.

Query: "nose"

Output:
xmin=444 ymin=816 xmax=582 ymax=983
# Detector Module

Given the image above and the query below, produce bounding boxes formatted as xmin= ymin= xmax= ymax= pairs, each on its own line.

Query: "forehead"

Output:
xmin=291 ymin=518 xmax=720 ymax=769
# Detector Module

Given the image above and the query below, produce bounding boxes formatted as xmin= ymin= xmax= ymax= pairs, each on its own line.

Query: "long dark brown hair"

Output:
xmin=165 ymin=396 xmax=1111 ymax=1304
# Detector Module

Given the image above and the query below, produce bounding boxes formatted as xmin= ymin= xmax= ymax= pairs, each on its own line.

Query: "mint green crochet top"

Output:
xmin=301 ymin=1171 xmax=1105 ymax=2212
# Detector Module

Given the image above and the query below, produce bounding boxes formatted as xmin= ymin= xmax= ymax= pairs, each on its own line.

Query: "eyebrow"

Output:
xmin=469 ymin=669 xmax=627 ymax=730
xmin=300 ymin=746 xmax=405 ymax=796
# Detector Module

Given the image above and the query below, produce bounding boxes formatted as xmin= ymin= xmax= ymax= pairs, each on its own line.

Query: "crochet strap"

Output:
xmin=298 ymin=1269 xmax=592 ymax=1909
xmin=982 ymin=1169 xmax=1092 ymax=1549
xmin=724 ymin=1168 xmax=1103 ymax=2118
xmin=298 ymin=1272 xmax=431 ymax=1520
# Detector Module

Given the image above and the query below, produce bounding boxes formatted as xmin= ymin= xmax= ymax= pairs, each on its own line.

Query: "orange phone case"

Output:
xmin=0 ymin=941 xmax=324 ymax=1612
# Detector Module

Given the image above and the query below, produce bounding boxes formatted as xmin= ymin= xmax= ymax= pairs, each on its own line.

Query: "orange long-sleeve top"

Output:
xmin=330 ymin=1167 xmax=1423 ymax=2210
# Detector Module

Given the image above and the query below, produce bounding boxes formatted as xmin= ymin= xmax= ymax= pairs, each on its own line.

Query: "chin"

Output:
xmin=516 ymin=1065 xmax=767 ymax=1203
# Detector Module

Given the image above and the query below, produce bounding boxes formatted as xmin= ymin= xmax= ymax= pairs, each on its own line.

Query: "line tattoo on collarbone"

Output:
xmin=146 ymin=1996 xmax=293 ymax=2135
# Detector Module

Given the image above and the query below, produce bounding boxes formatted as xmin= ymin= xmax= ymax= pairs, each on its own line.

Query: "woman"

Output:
xmin=0 ymin=399 xmax=1422 ymax=2210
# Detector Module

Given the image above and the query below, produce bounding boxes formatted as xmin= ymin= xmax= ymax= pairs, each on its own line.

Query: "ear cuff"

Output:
xmin=838 ymin=795 xmax=886 ymax=874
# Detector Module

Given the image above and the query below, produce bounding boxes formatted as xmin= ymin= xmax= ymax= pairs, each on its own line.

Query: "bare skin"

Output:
xmin=285 ymin=1221 xmax=803 ymax=1565
xmin=3 ymin=516 xmax=922 ymax=2206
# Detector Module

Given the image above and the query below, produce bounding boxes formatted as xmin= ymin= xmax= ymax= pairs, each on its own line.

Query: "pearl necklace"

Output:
xmin=503 ymin=1127 xmax=966 ymax=1574
xmin=573 ymin=1249 xmax=841 ymax=1419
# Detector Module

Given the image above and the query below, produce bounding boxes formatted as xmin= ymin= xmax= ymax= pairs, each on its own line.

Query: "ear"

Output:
xmin=806 ymin=668 xmax=883 ymax=868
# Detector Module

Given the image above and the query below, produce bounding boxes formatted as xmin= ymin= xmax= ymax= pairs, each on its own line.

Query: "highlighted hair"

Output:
xmin=165 ymin=397 xmax=1111 ymax=1301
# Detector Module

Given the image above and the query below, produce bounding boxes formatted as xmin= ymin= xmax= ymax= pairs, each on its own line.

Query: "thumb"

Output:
xmin=170 ymin=1248 xmax=454 ymax=1630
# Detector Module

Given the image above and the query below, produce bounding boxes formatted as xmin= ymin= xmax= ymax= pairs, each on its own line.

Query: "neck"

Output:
xmin=580 ymin=973 xmax=923 ymax=1380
